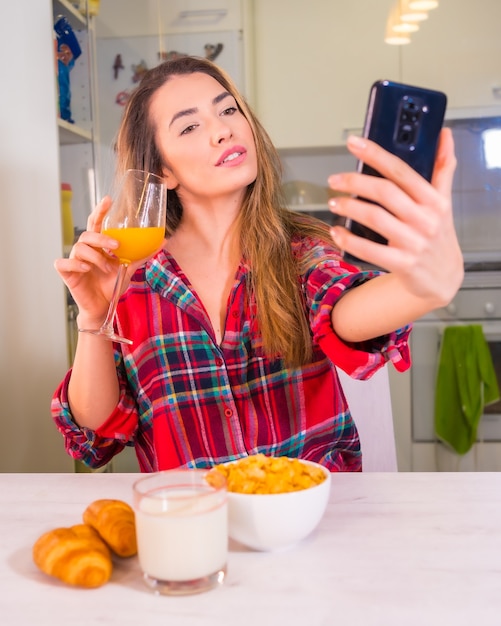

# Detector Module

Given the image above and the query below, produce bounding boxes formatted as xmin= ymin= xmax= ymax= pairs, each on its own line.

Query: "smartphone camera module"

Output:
xmin=395 ymin=96 xmax=424 ymax=150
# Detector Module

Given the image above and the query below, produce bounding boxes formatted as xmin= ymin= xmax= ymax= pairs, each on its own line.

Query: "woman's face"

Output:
xmin=149 ymin=72 xmax=258 ymax=205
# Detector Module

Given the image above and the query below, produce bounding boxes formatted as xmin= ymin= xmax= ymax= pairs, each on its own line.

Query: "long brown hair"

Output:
xmin=115 ymin=56 xmax=334 ymax=367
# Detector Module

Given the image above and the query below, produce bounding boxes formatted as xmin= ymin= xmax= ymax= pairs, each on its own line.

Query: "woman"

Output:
xmin=52 ymin=56 xmax=463 ymax=472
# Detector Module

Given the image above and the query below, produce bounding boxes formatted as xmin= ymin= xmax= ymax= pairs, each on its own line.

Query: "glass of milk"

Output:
xmin=132 ymin=469 xmax=228 ymax=595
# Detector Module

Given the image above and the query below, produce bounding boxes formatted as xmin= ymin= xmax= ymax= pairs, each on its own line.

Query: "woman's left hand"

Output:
xmin=327 ymin=128 xmax=464 ymax=308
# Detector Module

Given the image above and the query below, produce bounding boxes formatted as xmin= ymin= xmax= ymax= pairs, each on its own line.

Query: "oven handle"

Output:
xmin=438 ymin=321 xmax=501 ymax=341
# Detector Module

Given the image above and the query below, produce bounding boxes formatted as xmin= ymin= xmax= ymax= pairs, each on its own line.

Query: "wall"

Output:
xmin=0 ymin=1 xmax=74 ymax=472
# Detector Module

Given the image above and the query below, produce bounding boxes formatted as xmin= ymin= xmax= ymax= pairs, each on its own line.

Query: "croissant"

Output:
xmin=83 ymin=499 xmax=137 ymax=558
xmin=33 ymin=524 xmax=112 ymax=588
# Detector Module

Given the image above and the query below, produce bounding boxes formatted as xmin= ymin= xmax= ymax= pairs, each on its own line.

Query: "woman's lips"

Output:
xmin=216 ymin=146 xmax=247 ymax=167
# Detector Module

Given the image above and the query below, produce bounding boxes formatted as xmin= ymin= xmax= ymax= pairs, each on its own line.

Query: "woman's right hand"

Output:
xmin=54 ymin=197 xmax=122 ymax=329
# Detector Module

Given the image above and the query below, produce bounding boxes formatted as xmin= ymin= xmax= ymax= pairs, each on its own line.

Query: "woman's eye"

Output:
xmin=181 ymin=124 xmax=198 ymax=135
xmin=221 ymin=106 xmax=237 ymax=116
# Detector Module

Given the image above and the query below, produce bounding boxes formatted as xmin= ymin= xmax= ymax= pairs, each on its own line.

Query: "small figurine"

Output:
xmin=158 ymin=50 xmax=187 ymax=62
xmin=113 ymin=54 xmax=124 ymax=80
xmin=131 ymin=60 xmax=148 ymax=84
xmin=54 ymin=16 xmax=82 ymax=123
xmin=204 ymin=43 xmax=224 ymax=62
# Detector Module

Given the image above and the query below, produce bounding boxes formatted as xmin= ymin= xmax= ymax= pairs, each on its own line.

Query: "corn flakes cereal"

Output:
xmin=207 ymin=454 xmax=327 ymax=494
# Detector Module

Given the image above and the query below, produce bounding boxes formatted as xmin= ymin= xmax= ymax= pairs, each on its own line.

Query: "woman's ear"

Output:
xmin=161 ymin=165 xmax=179 ymax=190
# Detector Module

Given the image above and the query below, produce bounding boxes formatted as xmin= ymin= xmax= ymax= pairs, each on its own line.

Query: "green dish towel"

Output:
xmin=434 ymin=324 xmax=500 ymax=455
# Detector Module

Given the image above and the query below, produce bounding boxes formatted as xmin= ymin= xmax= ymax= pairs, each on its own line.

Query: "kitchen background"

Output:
xmin=1 ymin=0 xmax=500 ymax=472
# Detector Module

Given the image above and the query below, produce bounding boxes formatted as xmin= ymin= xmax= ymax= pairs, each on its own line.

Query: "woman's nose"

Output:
xmin=211 ymin=119 xmax=232 ymax=144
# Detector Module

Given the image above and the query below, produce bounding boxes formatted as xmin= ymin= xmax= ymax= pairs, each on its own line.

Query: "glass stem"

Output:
xmin=100 ymin=262 xmax=129 ymax=336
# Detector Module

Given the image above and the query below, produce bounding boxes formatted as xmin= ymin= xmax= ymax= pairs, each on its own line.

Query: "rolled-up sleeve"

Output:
xmin=300 ymin=243 xmax=411 ymax=378
xmin=51 ymin=364 xmax=139 ymax=469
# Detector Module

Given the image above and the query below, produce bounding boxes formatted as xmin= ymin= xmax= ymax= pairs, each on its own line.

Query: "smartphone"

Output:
xmin=343 ymin=79 xmax=447 ymax=266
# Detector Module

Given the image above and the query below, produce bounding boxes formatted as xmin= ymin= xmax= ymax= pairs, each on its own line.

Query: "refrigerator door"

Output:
xmin=96 ymin=31 xmax=245 ymax=190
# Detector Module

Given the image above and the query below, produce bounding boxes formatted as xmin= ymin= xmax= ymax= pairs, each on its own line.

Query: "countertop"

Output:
xmin=2 ymin=472 xmax=501 ymax=625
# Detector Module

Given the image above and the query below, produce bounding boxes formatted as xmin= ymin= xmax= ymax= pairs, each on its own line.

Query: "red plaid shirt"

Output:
xmin=52 ymin=235 xmax=411 ymax=472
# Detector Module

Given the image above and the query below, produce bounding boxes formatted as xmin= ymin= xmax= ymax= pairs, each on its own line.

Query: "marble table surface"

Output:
xmin=2 ymin=471 xmax=501 ymax=625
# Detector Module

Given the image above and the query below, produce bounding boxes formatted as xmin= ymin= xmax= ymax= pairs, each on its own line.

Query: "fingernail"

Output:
xmin=328 ymin=198 xmax=336 ymax=209
xmin=328 ymin=174 xmax=341 ymax=187
xmin=330 ymin=227 xmax=341 ymax=243
xmin=347 ymin=135 xmax=367 ymax=149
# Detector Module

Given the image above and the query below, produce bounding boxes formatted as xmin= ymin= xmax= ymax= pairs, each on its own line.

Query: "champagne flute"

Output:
xmin=79 ymin=169 xmax=167 ymax=345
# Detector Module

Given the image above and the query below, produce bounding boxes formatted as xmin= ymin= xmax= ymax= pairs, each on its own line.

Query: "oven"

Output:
xmin=409 ymin=265 xmax=501 ymax=470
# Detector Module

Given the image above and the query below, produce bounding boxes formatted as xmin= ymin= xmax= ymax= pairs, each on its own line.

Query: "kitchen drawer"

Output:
xmin=420 ymin=288 xmax=501 ymax=322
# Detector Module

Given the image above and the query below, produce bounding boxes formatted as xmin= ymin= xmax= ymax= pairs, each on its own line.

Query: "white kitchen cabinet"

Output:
xmin=401 ymin=0 xmax=501 ymax=119
xmin=252 ymin=0 xmax=501 ymax=149
xmin=411 ymin=442 xmax=501 ymax=472
xmin=0 ymin=0 xmax=76 ymax=471
xmin=252 ymin=0 xmax=400 ymax=149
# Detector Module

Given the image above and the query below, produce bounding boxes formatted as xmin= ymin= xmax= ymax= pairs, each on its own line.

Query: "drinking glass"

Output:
xmin=79 ymin=169 xmax=167 ymax=345
xmin=132 ymin=470 xmax=228 ymax=596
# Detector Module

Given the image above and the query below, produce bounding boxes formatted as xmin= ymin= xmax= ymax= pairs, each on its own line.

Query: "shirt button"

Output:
xmin=215 ymin=357 xmax=224 ymax=367
xmin=224 ymin=407 xmax=233 ymax=418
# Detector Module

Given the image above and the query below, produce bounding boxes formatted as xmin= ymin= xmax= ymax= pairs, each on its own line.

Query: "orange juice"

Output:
xmin=103 ymin=227 xmax=164 ymax=264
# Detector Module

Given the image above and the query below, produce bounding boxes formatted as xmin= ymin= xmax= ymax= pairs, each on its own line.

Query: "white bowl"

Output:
xmin=225 ymin=460 xmax=331 ymax=551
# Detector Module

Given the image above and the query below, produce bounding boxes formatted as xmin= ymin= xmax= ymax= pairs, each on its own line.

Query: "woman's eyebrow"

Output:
xmin=213 ymin=90 xmax=231 ymax=105
xmin=169 ymin=91 xmax=232 ymax=128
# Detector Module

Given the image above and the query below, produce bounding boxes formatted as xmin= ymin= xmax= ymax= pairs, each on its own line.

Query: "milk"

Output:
xmin=135 ymin=487 xmax=228 ymax=582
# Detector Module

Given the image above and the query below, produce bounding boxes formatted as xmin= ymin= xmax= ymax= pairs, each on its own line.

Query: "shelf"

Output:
xmin=53 ymin=2 xmax=93 ymax=146
xmin=58 ymin=118 xmax=92 ymax=144
xmin=53 ymin=0 xmax=86 ymax=29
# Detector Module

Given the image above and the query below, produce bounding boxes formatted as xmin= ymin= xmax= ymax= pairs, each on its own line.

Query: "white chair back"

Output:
xmin=337 ymin=366 xmax=398 ymax=472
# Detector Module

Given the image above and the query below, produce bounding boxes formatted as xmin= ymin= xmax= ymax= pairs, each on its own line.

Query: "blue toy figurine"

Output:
xmin=54 ymin=16 xmax=82 ymax=123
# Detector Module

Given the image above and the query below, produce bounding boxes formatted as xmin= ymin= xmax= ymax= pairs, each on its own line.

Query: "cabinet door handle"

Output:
xmin=178 ymin=9 xmax=228 ymax=20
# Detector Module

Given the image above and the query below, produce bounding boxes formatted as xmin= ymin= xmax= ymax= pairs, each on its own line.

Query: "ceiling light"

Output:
xmin=392 ymin=20 xmax=419 ymax=33
xmin=409 ymin=1 xmax=439 ymax=10
xmin=384 ymin=32 xmax=412 ymax=45
xmin=399 ymin=0 xmax=428 ymax=22
xmin=384 ymin=4 xmax=412 ymax=45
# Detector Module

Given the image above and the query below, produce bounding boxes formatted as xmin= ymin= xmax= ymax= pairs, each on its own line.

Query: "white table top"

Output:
xmin=2 ymin=471 xmax=501 ymax=626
